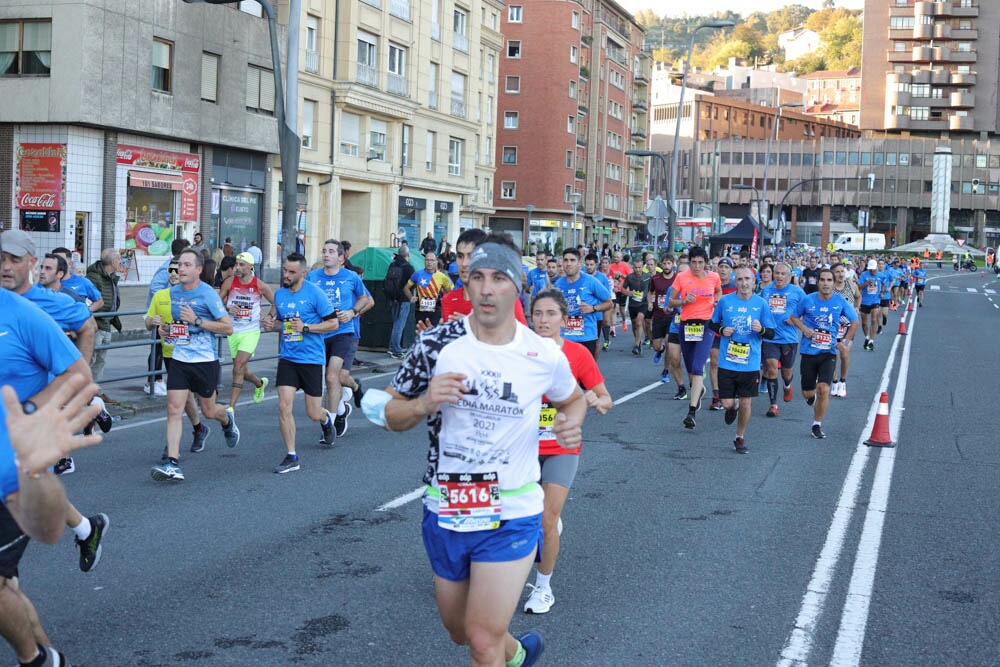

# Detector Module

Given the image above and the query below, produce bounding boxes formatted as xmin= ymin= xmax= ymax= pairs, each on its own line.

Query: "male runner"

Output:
xmin=583 ymin=253 xmax=613 ymax=358
xmin=50 ymin=246 xmax=103 ymax=312
xmin=710 ymin=266 xmax=776 ymax=453
xmin=857 ymin=259 xmax=881 ymax=351
xmin=598 ymin=255 xmax=615 ymax=348
xmin=262 ymin=253 xmax=340 ymax=472
xmin=306 ymin=240 xmax=370 ymax=439
xmin=608 ymin=250 xmax=631 ymax=334
xmin=384 ymin=236 xmax=586 ymax=666
xmin=789 ymin=269 xmax=859 ymax=439
xmin=151 ymin=249 xmax=239 ymax=482
xmin=669 ymin=246 xmax=721 ymax=429
xmin=800 ymin=254 xmax=820 ymax=294
xmin=708 ymin=258 xmax=737 ymax=411
xmin=440 ymin=229 xmax=527 ymax=326
xmin=759 ymin=262 xmax=807 ymax=416
xmin=526 ymin=250 xmax=550 ymax=296
xmin=622 ymin=255 xmax=649 ymax=355
xmin=912 ymin=262 xmax=927 ymax=307
xmin=405 ymin=252 xmax=454 ymax=328
xmin=647 ymin=254 xmax=678 ymax=383
xmin=554 ymin=248 xmax=613 ymax=359
xmin=219 ymin=252 xmax=274 ymax=410
xmin=831 ymin=262 xmax=861 ymax=398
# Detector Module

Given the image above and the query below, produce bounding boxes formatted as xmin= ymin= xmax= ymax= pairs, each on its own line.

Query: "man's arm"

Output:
xmin=384 ymin=372 xmax=468 ymax=432
xmin=73 ymin=316 xmax=98 ymax=362
xmin=29 ymin=358 xmax=93 ymax=407
xmin=88 ymin=296 xmax=104 ymax=313
xmin=550 ymin=386 xmax=586 ymax=450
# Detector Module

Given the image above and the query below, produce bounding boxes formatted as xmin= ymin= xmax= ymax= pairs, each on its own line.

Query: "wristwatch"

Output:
xmin=195 ymin=317 xmax=203 ymax=327
xmin=302 ymin=324 xmax=310 ymax=334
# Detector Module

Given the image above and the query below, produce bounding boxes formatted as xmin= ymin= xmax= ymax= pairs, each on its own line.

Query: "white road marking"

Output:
xmin=830 ymin=305 xmax=916 ymax=665
xmin=613 ymin=381 xmax=662 ymax=405
xmin=966 ymin=287 xmax=978 ymax=293
xmin=777 ymin=315 xmax=908 ymax=667
xmin=985 ymin=289 xmax=996 ymax=294
xmin=930 ymin=285 xmax=941 ymax=290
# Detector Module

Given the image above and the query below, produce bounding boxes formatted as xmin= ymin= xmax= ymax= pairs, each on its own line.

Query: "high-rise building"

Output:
xmin=490 ymin=0 xmax=649 ymax=252
xmin=860 ymin=0 xmax=995 ymax=135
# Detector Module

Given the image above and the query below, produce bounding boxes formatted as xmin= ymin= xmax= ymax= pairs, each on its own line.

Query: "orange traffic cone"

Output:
xmin=907 ymin=298 xmax=914 ymax=312
xmin=864 ymin=392 xmax=895 ymax=448
xmin=897 ymin=316 xmax=908 ymax=335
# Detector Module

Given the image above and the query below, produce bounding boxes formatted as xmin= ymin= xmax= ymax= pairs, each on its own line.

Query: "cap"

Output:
xmin=236 ymin=252 xmax=255 ymax=265
xmin=717 ymin=258 xmax=734 ymax=268
xmin=468 ymin=243 xmax=522 ymax=286
xmin=867 ymin=259 xmax=878 ymax=271
xmin=0 ymin=229 xmax=36 ymax=258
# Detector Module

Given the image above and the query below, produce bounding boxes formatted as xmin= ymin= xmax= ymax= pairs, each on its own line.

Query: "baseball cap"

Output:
xmin=1 ymin=229 xmax=37 ymax=257
xmin=717 ymin=258 xmax=734 ymax=268
xmin=236 ymin=252 xmax=255 ymax=265
xmin=866 ymin=259 xmax=878 ymax=271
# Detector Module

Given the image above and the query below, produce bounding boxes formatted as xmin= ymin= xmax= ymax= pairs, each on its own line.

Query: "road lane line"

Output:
xmin=376 ymin=487 xmax=426 ymax=511
xmin=966 ymin=287 xmax=978 ymax=293
xmin=930 ymin=285 xmax=941 ymax=290
xmin=830 ymin=301 xmax=916 ymax=665
xmin=777 ymin=314 xmax=908 ymax=667
xmin=613 ymin=381 xmax=662 ymax=405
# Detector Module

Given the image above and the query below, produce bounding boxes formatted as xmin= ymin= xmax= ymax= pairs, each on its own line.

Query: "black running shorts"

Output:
xmin=276 ymin=359 xmax=324 ymax=397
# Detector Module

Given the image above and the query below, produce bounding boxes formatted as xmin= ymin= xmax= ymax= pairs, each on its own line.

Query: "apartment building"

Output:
xmin=490 ymin=0 xmax=649 ymax=252
xmin=281 ymin=0 xmax=503 ymax=258
xmin=860 ymin=0 xmax=995 ymax=135
xmin=802 ymin=68 xmax=861 ymax=127
xmin=0 ymin=1 xmax=278 ymax=283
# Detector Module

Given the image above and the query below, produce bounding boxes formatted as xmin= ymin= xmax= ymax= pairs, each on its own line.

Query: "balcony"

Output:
xmin=629 ymin=184 xmax=643 ymax=195
xmin=912 ymin=24 xmax=933 ymax=39
xmin=953 ymin=28 xmax=978 ymax=39
xmin=933 ymin=23 xmax=951 ymax=39
xmin=634 ymin=67 xmax=649 ymax=84
xmin=431 ymin=21 xmax=440 ymax=41
xmin=632 ymin=97 xmax=647 ymax=111
xmin=888 ymin=89 xmax=911 ymax=106
xmin=576 ymin=133 xmax=587 ymax=147
xmin=885 ymin=114 xmax=911 ymax=130
xmin=931 ymin=46 xmax=951 ymax=60
xmin=951 ymin=71 xmax=976 ymax=85
xmin=950 ymin=114 xmax=974 ymax=131
xmin=305 ymin=49 xmax=319 ymax=74
xmin=454 ymin=34 xmax=469 ymax=53
xmin=911 ymin=68 xmax=932 ymax=84
xmin=389 ymin=0 xmax=410 ymax=21
xmin=450 ymin=95 xmax=466 ymax=118
xmin=948 ymin=50 xmax=978 ymax=63
xmin=607 ymin=49 xmax=628 ymax=66
xmin=912 ymin=45 xmax=933 ymax=61
xmin=387 ymin=72 xmax=407 ymax=96
xmin=356 ymin=63 xmax=378 ymax=87
xmin=950 ymin=90 xmax=974 ymax=107
xmin=952 ymin=1 xmax=979 ymax=17
xmin=629 ymin=155 xmax=643 ymax=168
xmin=914 ymin=1 xmax=933 ymax=16
xmin=887 ymin=50 xmax=912 ymax=63
xmin=594 ymin=9 xmax=632 ymax=41
xmin=931 ymin=68 xmax=950 ymax=85
xmin=631 ymin=127 xmax=647 ymax=139
xmin=933 ymin=1 xmax=953 ymax=16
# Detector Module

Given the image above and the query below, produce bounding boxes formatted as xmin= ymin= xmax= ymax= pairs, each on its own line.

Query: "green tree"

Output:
xmin=766 ymin=4 xmax=814 ymax=34
xmin=820 ymin=14 xmax=862 ymax=69
xmin=708 ymin=40 xmax=756 ymax=69
xmin=634 ymin=9 xmax=659 ymax=28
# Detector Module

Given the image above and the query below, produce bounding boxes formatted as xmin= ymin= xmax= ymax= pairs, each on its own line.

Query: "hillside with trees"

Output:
xmin=634 ymin=4 xmax=862 ymax=75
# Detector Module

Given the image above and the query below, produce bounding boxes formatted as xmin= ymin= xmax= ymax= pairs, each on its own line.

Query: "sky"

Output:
xmin=617 ymin=0 xmax=864 ymax=17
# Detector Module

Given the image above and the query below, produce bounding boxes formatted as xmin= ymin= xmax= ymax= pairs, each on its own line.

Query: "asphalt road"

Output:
xmin=14 ymin=268 xmax=1000 ymax=666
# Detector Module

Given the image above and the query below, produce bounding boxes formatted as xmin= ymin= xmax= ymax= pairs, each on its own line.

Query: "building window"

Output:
xmin=305 ymin=15 xmax=319 ymax=73
xmin=428 ymin=62 xmax=439 ymax=109
xmin=340 ymin=112 xmax=360 ymax=156
xmin=504 ymin=111 xmax=519 ymax=128
xmin=507 ymin=40 xmax=521 ymax=59
xmin=501 ymin=181 xmax=516 ymax=199
xmin=388 ymin=43 xmax=407 ymax=95
xmin=450 ymin=71 xmax=466 ymax=117
xmin=571 ymin=11 xmax=580 ymax=29
xmin=152 ymin=38 xmax=173 ymax=93
xmin=246 ymin=64 xmax=275 ymax=114
xmin=570 ymin=45 xmax=578 ymax=64
xmin=567 ymin=116 xmax=575 ymax=133
xmin=426 ymin=130 xmax=436 ymax=170
xmin=566 ymin=151 xmax=573 ymax=168
xmin=302 ymin=99 xmax=316 ymax=148
xmin=486 ymin=95 xmax=493 ymax=123
xmin=0 ymin=20 xmax=52 ymax=76
xmin=508 ymin=6 xmax=522 ymax=22
xmin=201 ymin=52 xmax=219 ymax=102
xmin=357 ymin=31 xmax=378 ymax=86
xmin=569 ymin=80 xmax=577 ymax=98
xmin=505 ymin=75 xmax=520 ymax=93
xmin=453 ymin=9 xmax=469 ymax=52
xmin=369 ymin=118 xmax=387 ymax=160
xmin=502 ymin=146 xmax=517 ymax=164
xmin=402 ymin=124 xmax=411 ymax=167
xmin=486 ymin=53 xmax=495 ymax=83
xmin=448 ymin=138 xmax=463 ymax=175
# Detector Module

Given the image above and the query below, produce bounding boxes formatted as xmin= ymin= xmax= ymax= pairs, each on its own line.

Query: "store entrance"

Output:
xmin=74 ymin=212 xmax=89 ymax=267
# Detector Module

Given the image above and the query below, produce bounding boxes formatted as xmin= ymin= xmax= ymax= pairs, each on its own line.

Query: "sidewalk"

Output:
xmin=100 ymin=286 xmax=400 ymax=418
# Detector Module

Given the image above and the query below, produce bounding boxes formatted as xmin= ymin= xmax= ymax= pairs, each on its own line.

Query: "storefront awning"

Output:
xmin=129 ymin=171 xmax=183 ymax=190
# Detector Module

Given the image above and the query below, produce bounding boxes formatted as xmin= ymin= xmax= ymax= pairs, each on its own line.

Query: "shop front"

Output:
xmin=15 ymin=142 xmax=66 ymax=235
xmin=526 ymin=218 xmax=581 ymax=254
xmin=433 ymin=200 xmax=452 ymax=246
xmin=212 ymin=148 xmax=267 ymax=255
xmin=397 ymin=196 xmax=426 ymax=248
xmin=116 ymin=143 xmax=200 ymax=282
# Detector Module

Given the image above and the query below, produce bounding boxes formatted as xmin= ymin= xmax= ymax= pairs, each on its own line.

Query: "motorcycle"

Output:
xmin=954 ymin=258 xmax=977 ymax=271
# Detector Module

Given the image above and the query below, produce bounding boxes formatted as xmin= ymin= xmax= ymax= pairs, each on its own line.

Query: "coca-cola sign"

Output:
xmin=116 ymin=144 xmax=200 ymax=173
xmin=16 ymin=143 xmax=66 ymax=212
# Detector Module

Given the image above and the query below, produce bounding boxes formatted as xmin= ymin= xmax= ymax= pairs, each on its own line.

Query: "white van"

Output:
xmin=832 ymin=233 xmax=886 ymax=252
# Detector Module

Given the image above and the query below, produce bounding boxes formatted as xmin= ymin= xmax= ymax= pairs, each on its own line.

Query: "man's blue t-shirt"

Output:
xmin=0 ymin=290 xmax=81 ymax=401
xmin=306 ymin=267 xmax=367 ymax=338
xmin=793 ymin=293 xmax=858 ymax=356
xmin=711 ymin=293 xmax=776 ymax=372
xmin=879 ymin=271 xmax=893 ymax=298
xmin=760 ymin=283 xmax=807 ymax=345
xmin=527 ymin=267 xmax=548 ymax=293
xmin=168 ymin=281 xmax=228 ymax=364
xmin=0 ymin=402 xmax=17 ymax=502
xmin=913 ymin=268 xmax=927 ymax=286
xmin=554 ymin=272 xmax=612 ymax=342
xmin=273 ymin=281 xmax=335 ymax=365
xmin=62 ymin=274 xmax=102 ymax=303
xmin=22 ymin=285 xmax=92 ymax=333
xmin=858 ymin=270 xmax=881 ymax=306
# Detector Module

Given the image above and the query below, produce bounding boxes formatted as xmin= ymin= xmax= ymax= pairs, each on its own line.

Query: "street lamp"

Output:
xmin=762 ymin=101 xmax=803 ymax=242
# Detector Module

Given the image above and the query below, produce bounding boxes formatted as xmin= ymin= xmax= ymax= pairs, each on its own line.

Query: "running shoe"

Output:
xmin=877 ymin=325 xmax=883 ymax=335
xmin=733 ymin=436 xmax=748 ymax=454
xmin=783 ymin=384 xmax=793 ymax=402
xmin=254 ymin=377 xmax=269 ymax=403
xmin=710 ymin=397 xmax=724 ymax=411
xmin=319 ymin=413 xmax=336 ymax=446
xmin=516 ymin=629 xmax=546 ymax=667
xmin=54 ymin=457 xmax=74 ymax=475
xmin=882 ymin=314 xmax=888 ymax=326
xmin=610 ymin=327 xmax=616 ymax=337
xmin=76 ymin=513 xmax=109 ymax=573
xmin=153 ymin=380 xmax=168 ymax=396
xmin=622 ymin=320 xmax=628 ymax=333
xmin=811 ymin=424 xmax=826 ymax=440
xmin=151 ymin=461 xmax=184 ymax=481
xmin=868 ymin=340 xmax=875 ymax=351
xmin=334 ymin=403 xmax=352 ymax=438
xmin=724 ymin=406 xmax=737 ymax=425
xmin=223 ymin=407 xmax=240 ymax=448
xmin=631 ymin=345 xmax=640 ymax=356
xmin=92 ymin=395 xmax=113 ymax=433
xmin=353 ymin=381 xmax=365 ymax=408
xmin=839 ymin=383 xmax=848 ymax=398
xmin=766 ymin=404 xmax=779 ymax=418
xmin=653 ymin=350 xmax=663 ymax=364
xmin=190 ymin=423 xmax=210 ymax=453
xmin=673 ymin=387 xmax=688 ymax=400
xmin=523 ymin=584 xmax=555 ymax=614
xmin=602 ymin=341 xmax=610 ymax=351
xmin=683 ymin=414 xmax=696 ymax=429
xmin=273 ymin=454 xmax=300 ymax=474
xmin=806 ymin=395 xmax=816 ymax=406
xmin=660 ymin=370 xmax=670 ymax=384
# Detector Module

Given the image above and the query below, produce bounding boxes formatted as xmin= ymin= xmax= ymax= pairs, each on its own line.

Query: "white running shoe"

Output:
xmin=557 ymin=517 xmax=563 ymax=536
xmin=153 ymin=380 xmax=167 ymax=397
xmin=523 ymin=584 xmax=555 ymax=614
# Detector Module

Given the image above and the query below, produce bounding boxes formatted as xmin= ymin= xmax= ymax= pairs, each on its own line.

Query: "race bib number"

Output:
xmin=437 ymin=472 xmax=501 ymax=532
xmin=812 ymin=330 xmax=833 ymax=350
xmin=866 ymin=283 xmax=878 ymax=294
xmin=656 ymin=294 xmax=666 ymax=309
xmin=684 ymin=323 xmax=704 ymax=342
xmin=233 ymin=307 xmax=251 ymax=322
xmin=631 ymin=290 xmax=644 ymax=301
xmin=283 ymin=320 xmax=303 ymax=343
xmin=170 ymin=323 xmax=191 ymax=346
xmin=725 ymin=341 xmax=750 ymax=365
xmin=565 ymin=316 xmax=584 ymax=334
xmin=419 ymin=297 xmax=437 ymax=312
xmin=673 ymin=312 xmax=681 ymax=325
xmin=838 ymin=319 xmax=848 ymax=338
xmin=768 ymin=295 xmax=787 ymax=314
xmin=538 ymin=407 xmax=557 ymax=440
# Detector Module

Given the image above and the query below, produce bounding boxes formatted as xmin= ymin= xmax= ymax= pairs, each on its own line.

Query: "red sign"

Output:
xmin=181 ymin=174 xmax=199 ymax=221
xmin=750 ymin=226 xmax=759 ymax=260
xmin=16 ymin=143 xmax=66 ymax=211
xmin=119 ymin=144 xmax=200 ymax=222
xmin=956 ymin=238 xmax=966 ymax=247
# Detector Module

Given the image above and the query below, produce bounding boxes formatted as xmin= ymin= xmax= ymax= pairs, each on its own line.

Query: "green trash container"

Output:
xmin=352 ymin=247 xmax=423 ymax=350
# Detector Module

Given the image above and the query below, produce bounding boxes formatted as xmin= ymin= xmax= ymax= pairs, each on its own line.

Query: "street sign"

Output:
xmin=956 ymin=238 xmax=966 ymax=247
xmin=645 ymin=196 xmax=668 ymax=237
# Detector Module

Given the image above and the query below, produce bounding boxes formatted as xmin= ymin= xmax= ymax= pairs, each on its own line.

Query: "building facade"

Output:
xmin=0 ymin=1 xmax=279 ymax=283
xmin=802 ymin=68 xmax=861 ymax=127
xmin=490 ymin=0 xmax=649 ymax=253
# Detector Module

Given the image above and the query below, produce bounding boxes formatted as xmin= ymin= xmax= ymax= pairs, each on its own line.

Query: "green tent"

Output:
xmin=351 ymin=247 xmax=423 ymax=280
xmin=352 ymin=247 xmax=424 ymax=350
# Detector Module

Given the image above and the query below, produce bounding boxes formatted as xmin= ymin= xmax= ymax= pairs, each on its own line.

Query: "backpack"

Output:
xmin=384 ymin=259 xmax=406 ymax=300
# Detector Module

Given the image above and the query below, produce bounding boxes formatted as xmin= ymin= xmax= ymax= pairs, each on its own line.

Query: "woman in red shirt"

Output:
xmin=522 ymin=288 xmax=613 ymax=615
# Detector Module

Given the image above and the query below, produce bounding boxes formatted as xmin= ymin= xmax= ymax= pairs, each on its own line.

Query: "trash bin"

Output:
xmin=352 ymin=247 xmax=423 ymax=350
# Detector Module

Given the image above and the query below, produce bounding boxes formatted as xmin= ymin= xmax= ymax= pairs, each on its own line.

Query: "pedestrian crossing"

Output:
xmin=927 ymin=284 xmax=997 ymax=294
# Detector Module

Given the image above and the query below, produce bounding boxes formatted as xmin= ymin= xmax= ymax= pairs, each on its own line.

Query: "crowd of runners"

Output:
xmin=0 ymin=222 xmax=936 ymax=666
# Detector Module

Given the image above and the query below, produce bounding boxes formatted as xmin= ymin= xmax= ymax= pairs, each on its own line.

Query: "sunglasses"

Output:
xmin=168 ymin=267 xmax=179 ymax=274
